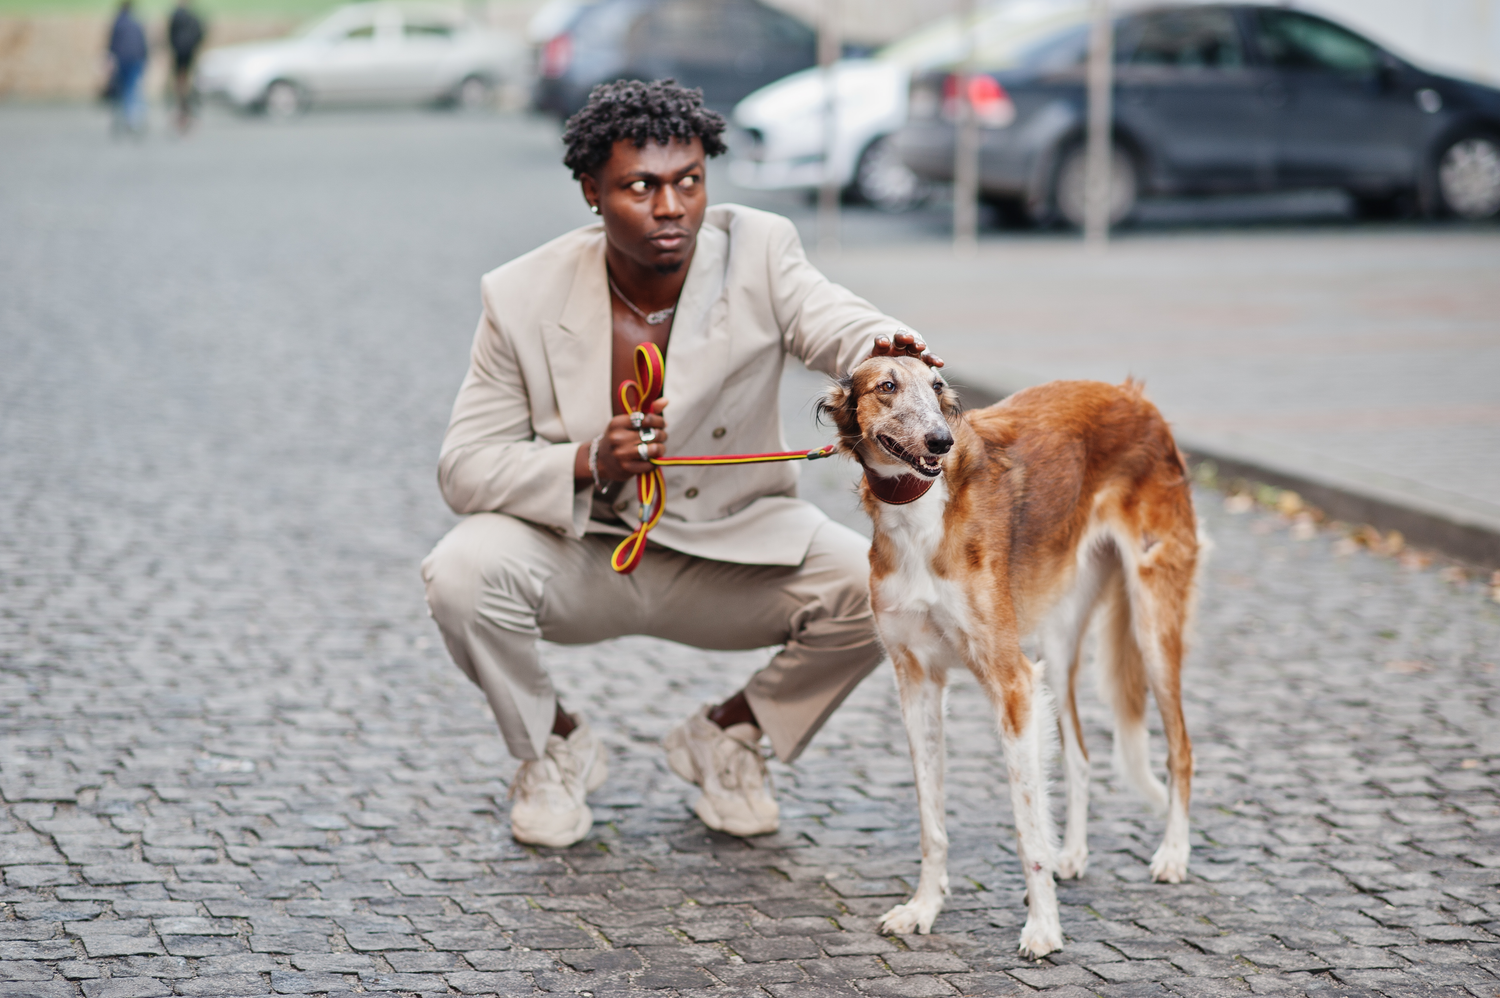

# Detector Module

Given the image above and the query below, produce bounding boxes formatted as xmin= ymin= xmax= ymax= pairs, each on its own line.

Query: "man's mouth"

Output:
xmin=648 ymin=229 xmax=691 ymax=251
xmin=877 ymin=433 xmax=942 ymax=478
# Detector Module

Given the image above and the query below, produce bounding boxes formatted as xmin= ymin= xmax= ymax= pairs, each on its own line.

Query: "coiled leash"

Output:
xmin=609 ymin=342 xmax=835 ymax=574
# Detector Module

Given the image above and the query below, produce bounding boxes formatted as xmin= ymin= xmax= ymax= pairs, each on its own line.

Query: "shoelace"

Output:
xmin=710 ymin=730 xmax=765 ymax=793
xmin=509 ymin=737 xmax=583 ymax=800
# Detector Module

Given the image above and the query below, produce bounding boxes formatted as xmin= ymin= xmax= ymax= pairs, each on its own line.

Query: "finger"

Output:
xmin=923 ymin=354 xmax=945 ymax=368
xmin=650 ymin=398 xmax=670 ymax=414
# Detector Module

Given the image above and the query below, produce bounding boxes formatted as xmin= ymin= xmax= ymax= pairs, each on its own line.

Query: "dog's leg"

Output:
xmin=993 ymin=655 xmax=1062 ymax=958
xmin=879 ymin=646 xmax=949 ymax=935
xmin=1125 ymin=552 xmax=1195 ymax=884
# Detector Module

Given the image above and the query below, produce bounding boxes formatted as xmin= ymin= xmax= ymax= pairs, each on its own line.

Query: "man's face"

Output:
xmin=583 ymin=137 xmax=707 ymax=275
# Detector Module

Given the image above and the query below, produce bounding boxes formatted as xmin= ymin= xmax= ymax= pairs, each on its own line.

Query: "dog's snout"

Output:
xmin=926 ymin=430 xmax=953 ymax=455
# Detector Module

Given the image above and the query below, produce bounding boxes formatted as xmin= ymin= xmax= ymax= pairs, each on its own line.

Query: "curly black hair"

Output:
xmin=561 ymin=79 xmax=728 ymax=179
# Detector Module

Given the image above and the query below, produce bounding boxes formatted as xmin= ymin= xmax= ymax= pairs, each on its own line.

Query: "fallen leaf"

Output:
xmin=1460 ymin=759 xmax=1480 ymax=770
xmin=1384 ymin=660 xmax=1429 ymax=674
xmin=1277 ymin=491 xmax=1304 ymax=517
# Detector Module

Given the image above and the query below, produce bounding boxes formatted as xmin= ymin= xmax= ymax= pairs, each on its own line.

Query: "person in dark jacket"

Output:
xmin=167 ymin=0 xmax=205 ymax=132
xmin=107 ymin=0 xmax=148 ymax=135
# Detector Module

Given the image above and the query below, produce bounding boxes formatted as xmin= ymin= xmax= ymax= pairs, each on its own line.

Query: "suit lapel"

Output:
xmin=545 ymin=230 xmax=613 ymax=442
xmin=660 ymin=221 xmax=730 ymax=445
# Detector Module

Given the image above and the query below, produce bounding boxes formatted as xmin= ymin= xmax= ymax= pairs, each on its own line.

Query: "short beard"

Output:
xmin=653 ymin=260 xmax=685 ymax=275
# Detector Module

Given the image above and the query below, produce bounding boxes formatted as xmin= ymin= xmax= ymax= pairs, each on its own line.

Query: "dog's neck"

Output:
xmin=862 ymin=465 xmax=936 ymax=505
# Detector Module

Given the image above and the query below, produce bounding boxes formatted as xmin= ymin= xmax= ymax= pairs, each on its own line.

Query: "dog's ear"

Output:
xmin=936 ymin=379 xmax=963 ymax=421
xmin=817 ymin=374 xmax=862 ymax=446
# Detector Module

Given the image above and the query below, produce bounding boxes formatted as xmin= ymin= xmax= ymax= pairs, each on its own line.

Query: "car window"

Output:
xmin=404 ymin=22 xmax=453 ymax=38
xmin=1121 ymin=8 xmax=1243 ymax=69
xmin=1254 ymin=10 xmax=1379 ymax=73
xmin=342 ymin=24 xmax=376 ymax=40
xmin=635 ymin=0 xmax=738 ymax=63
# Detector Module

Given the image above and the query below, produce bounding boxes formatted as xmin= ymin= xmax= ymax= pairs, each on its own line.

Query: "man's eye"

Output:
xmin=628 ymin=180 xmax=648 ymax=193
xmin=679 ymin=175 xmax=699 ymax=188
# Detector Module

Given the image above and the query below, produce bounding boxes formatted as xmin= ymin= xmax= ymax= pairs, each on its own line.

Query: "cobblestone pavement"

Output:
xmin=3 ymin=106 xmax=1500 ymax=998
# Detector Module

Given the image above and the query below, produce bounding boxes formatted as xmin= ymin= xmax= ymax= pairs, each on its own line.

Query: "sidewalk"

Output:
xmin=814 ymin=229 xmax=1500 ymax=565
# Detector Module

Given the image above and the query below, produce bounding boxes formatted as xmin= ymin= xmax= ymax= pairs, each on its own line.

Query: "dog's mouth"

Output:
xmin=876 ymin=433 xmax=943 ymax=478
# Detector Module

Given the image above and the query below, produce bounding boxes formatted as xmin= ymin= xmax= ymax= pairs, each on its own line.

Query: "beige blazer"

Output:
xmin=438 ymin=203 xmax=910 ymax=566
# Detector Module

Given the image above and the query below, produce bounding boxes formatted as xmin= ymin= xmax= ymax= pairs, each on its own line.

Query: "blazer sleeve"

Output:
xmin=437 ymin=307 xmax=590 ymax=534
xmin=764 ymin=214 xmax=913 ymax=378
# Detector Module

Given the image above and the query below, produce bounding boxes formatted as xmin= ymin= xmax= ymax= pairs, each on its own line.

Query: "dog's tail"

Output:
xmin=1096 ymin=565 xmax=1170 ymax=815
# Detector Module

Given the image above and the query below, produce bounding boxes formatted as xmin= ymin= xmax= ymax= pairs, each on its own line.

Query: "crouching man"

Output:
xmin=421 ymin=79 xmax=940 ymax=847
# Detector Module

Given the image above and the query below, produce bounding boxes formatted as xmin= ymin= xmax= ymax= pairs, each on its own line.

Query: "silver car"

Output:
xmin=198 ymin=2 xmax=525 ymax=115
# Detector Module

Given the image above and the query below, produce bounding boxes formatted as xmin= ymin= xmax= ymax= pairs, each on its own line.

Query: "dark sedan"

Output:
xmin=897 ymin=4 xmax=1500 ymax=225
xmin=533 ymin=0 xmax=816 ymax=119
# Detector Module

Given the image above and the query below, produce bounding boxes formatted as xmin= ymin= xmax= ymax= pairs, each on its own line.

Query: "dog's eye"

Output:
xmin=933 ymin=381 xmax=944 ymax=392
xmin=879 ymin=381 xmax=896 ymax=393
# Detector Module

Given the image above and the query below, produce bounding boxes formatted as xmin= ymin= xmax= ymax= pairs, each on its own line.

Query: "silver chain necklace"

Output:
xmin=607 ymin=272 xmax=676 ymax=326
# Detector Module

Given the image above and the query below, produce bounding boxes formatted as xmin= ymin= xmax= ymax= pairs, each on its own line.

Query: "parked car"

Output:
xmin=532 ymin=0 xmax=816 ymax=119
xmin=729 ymin=0 xmax=1088 ymax=211
xmin=198 ymin=2 xmax=526 ymax=115
xmin=896 ymin=3 xmax=1500 ymax=225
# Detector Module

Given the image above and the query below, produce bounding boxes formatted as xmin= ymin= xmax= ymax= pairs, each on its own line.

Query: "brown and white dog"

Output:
xmin=821 ymin=356 xmax=1202 ymax=958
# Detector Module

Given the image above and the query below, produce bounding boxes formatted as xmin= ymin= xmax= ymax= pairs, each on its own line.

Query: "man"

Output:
xmin=107 ymin=0 xmax=148 ymax=136
xmin=167 ymin=0 xmax=205 ymax=133
xmin=422 ymin=79 xmax=940 ymax=848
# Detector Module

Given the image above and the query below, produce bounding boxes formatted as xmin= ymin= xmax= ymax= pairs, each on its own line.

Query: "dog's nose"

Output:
xmin=926 ymin=430 xmax=953 ymax=455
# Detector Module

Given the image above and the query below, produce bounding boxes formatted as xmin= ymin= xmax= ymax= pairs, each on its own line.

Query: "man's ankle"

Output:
xmin=707 ymin=690 xmax=758 ymax=731
xmin=551 ymin=701 xmax=577 ymax=738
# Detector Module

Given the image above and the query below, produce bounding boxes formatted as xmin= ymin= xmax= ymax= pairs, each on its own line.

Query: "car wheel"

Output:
xmin=1054 ymin=142 xmax=1138 ymax=229
xmin=1436 ymin=134 xmax=1500 ymax=220
xmin=262 ymin=79 xmax=303 ymax=119
xmin=455 ymin=75 xmax=492 ymax=111
xmin=853 ymin=135 xmax=929 ymax=213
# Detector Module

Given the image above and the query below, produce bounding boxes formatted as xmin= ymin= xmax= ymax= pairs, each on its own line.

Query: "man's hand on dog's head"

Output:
xmin=871 ymin=331 xmax=943 ymax=369
xmin=599 ymin=398 xmax=670 ymax=481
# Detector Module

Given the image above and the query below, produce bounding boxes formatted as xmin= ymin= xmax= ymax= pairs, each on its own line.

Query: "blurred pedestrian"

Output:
xmin=167 ymin=0 xmax=205 ymax=132
xmin=106 ymin=0 xmax=148 ymax=136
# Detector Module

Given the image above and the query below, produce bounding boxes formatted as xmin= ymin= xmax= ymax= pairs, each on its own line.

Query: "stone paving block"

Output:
xmin=1008 ymin=963 xmax=1104 ymax=989
xmin=728 ymin=936 xmax=821 ymax=962
xmin=857 ymin=974 xmax=958 ymax=997
xmin=445 ymin=970 xmax=535 ymax=994
xmin=82 ymin=980 xmax=171 ymax=998
xmin=171 ymin=974 xmax=269 ymax=996
xmin=0 ymin=983 xmax=78 ymax=998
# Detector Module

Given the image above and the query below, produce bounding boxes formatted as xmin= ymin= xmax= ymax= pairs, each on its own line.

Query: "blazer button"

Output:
xmin=614 ymin=500 xmax=629 ymax=512
xmin=712 ymin=427 xmax=727 ymax=439
xmin=685 ymin=487 xmax=699 ymax=499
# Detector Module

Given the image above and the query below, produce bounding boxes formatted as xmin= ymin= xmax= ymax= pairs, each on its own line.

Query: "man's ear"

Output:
xmin=579 ymin=172 xmax=599 ymax=213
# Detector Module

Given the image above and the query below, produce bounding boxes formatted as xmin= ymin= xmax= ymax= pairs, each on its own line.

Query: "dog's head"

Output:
xmin=819 ymin=355 xmax=962 ymax=478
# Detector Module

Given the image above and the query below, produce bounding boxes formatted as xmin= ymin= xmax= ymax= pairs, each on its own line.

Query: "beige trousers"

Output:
xmin=420 ymin=512 xmax=883 ymax=763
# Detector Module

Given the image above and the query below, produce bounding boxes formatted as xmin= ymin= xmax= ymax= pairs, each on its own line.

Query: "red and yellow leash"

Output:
xmin=609 ymin=342 xmax=835 ymax=574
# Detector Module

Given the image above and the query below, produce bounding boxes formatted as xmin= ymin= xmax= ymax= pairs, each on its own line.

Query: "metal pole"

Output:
xmin=952 ymin=0 xmax=979 ymax=254
xmin=1083 ymin=0 xmax=1113 ymax=250
xmin=817 ymin=0 xmax=841 ymax=256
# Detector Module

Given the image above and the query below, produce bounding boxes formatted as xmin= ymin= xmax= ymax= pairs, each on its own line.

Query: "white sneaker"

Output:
xmin=664 ymin=705 xmax=779 ymax=836
xmin=508 ymin=714 xmax=608 ymax=848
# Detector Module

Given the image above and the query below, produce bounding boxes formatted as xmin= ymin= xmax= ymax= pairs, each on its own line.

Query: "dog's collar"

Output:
xmin=863 ymin=466 xmax=937 ymax=505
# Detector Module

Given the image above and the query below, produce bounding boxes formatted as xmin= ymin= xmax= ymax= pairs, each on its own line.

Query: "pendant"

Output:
xmin=645 ymin=308 xmax=674 ymax=325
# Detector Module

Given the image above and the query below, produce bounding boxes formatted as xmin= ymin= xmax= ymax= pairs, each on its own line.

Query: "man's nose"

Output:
xmin=925 ymin=429 xmax=953 ymax=455
xmin=655 ymin=184 xmax=684 ymax=218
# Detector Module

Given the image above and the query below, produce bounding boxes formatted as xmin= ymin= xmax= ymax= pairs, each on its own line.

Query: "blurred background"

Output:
xmin=2 ymin=0 xmax=1499 ymax=566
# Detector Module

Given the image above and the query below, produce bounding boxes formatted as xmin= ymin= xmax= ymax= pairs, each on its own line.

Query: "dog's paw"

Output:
xmin=1149 ymin=842 xmax=1189 ymax=883
xmin=879 ymin=900 xmax=939 ymax=935
xmin=1055 ymin=845 xmax=1088 ymax=880
xmin=1017 ymin=916 xmax=1063 ymax=958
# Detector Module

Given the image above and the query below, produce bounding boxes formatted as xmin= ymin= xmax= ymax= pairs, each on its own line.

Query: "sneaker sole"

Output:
xmin=693 ymin=794 xmax=779 ymax=837
xmin=511 ymin=804 xmax=593 ymax=848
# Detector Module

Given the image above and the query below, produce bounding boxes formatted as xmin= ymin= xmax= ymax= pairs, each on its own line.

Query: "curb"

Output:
xmin=954 ymin=382 xmax=1500 ymax=571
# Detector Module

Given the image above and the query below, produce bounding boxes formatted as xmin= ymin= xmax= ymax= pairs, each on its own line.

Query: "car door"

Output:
xmin=305 ymin=8 xmax=405 ymax=102
xmin=1112 ymin=6 xmax=1275 ymax=193
xmin=389 ymin=15 xmax=462 ymax=101
xmin=1250 ymin=8 xmax=1423 ymax=190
